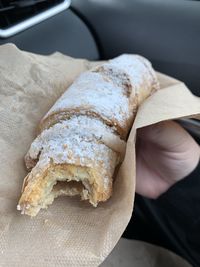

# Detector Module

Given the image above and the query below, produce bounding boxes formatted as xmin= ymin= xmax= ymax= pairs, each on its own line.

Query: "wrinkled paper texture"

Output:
xmin=0 ymin=44 xmax=199 ymax=267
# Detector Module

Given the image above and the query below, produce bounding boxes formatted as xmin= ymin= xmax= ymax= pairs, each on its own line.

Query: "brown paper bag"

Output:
xmin=0 ymin=44 xmax=199 ymax=267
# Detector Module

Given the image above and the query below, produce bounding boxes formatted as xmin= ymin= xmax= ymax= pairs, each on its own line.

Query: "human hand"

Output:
xmin=136 ymin=121 xmax=200 ymax=198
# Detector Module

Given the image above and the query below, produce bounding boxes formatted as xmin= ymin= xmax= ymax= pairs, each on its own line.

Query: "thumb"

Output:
xmin=137 ymin=120 xmax=198 ymax=153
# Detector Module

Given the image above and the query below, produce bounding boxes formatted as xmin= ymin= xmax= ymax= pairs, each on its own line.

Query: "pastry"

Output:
xmin=17 ymin=54 xmax=159 ymax=216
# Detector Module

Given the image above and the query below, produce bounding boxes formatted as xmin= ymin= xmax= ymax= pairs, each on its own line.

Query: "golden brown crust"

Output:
xmin=18 ymin=161 xmax=115 ymax=216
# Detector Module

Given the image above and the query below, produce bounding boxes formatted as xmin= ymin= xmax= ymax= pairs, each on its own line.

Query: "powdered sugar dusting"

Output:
xmin=109 ymin=54 xmax=159 ymax=95
xmin=42 ymin=54 xmax=159 ymax=138
xmin=27 ymin=116 xmax=120 ymax=190
xmin=44 ymin=71 xmax=130 ymax=130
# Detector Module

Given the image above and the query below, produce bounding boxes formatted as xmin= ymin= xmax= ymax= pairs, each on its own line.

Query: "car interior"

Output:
xmin=0 ymin=0 xmax=199 ymax=266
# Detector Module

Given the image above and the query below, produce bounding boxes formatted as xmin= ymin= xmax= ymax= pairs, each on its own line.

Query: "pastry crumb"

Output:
xmin=63 ymin=144 xmax=68 ymax=149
